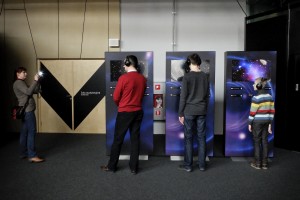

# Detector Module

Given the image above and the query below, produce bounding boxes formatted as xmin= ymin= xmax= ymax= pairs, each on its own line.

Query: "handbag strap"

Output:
xmin=24 ymin=95 xmax=31 ymax=108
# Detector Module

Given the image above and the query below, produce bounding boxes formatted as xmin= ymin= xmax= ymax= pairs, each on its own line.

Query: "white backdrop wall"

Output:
xmin=121 ymin=0 xmax=246 ymax=135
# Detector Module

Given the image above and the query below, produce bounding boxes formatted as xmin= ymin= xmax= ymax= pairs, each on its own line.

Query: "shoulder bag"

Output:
xmin=12 ymin=96 xmax=30 ymax=120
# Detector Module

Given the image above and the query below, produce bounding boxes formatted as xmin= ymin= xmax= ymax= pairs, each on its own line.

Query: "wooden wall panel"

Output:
xmin=59 ymin=0 xmax=86 ymax=58
xmin=38 ymin=60 xmax=74 ymax=133
xmin=109 ymin=0 xmax=120 ymax=52
xmin=74 ymin=97 xmax=106 ymax=134
xmin=38 ymin=59 xmax=105 ymax=134
xmin=25 ymin=0 xmax=59 ymax=58
xmin=38 ymin=97 xmax=73 ymax=133
xmin=72 ymin=60 xmax=105 ymax=134
xmin=4 ymin=0 xmax=24 ymax=9
xmin=4 ymin=11 xmax=37 ymax=132
xmin=5 ymin=11 xmax=36 ymax=74
xmin=40 ymin=60 xmax=74 ymax=94
xmin=81 ymin=0 xmax=109 ymax=58
xmin=72 ymin=60 xmax=101 ymax=93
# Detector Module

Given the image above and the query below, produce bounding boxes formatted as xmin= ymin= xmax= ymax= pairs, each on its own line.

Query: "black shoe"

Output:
xmin=198 ymin=164 xmax=206 ymax=171
xmin=178 ymin=165 xmax=192 ymax=172
xmin=262 ymin=164 xmax=268 ymax=170
xmin=19 ymin=155 xmax=27 ymax=159
xmin=131 ymin=170 xmax=138 ymax=175
xmin=199 ymin=167 xmax=206 ymax=171
xmin=250 ymin=162 xmax=261 ymax=169
xmin=101 ymin=165 xmax=116 ymax=173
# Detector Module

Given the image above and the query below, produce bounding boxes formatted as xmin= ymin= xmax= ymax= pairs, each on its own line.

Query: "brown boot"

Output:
xmin=28 ymin=157 xmax=45 ymax=163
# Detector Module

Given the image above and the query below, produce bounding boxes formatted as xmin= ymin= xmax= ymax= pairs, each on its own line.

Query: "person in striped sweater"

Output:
xmin=248 ymin=77 xmax=275 ymax=170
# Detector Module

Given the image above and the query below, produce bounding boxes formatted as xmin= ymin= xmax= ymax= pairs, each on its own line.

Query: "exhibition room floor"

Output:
xmin=1 ymin=134 xmax=300 ymax=200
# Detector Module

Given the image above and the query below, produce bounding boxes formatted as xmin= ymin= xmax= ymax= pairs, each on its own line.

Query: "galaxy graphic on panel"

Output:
xmin=110 ymin=60 xmax=148 ymax=82
xmin=110 ymin=60 xmax=124 ymax=82
xmin=137 ymin=60 xmax=148 ymax=79
xmin=171 ymin=59 xmax=211 ymax=82
xmin=171 ymin=60 xmax=185 ymax=82
xmin=232 ymin=59 xmax=271 ymax=82
xmin=200 ymin=60 xmax=211 ymax=74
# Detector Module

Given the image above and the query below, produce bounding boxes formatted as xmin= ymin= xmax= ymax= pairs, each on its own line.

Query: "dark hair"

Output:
xmin=13 ymin=67 xmax=27 ymax=82
xmin=188 ymin=53 xmax=202 ymax=66
xmin=125 ymin=55 xmax=138 ymax=68
xmin=184 ymin=53 xmax=202 ymax=73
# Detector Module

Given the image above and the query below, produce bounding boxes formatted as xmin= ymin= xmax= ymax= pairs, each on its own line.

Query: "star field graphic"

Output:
xmin=232 ymin=59 xmax=271 ymax=82
xmin=110 ymin=60 xmax=124 ymax=82
xmin=137 ymin=61 xmax=148 ymax=78
xmin=110 ymin=60 xmax=148 ymax=82
xmin=200 ymin=60 xmax=211 ymax=74
xmin=171 ymin=59 xmax=211 ymax=82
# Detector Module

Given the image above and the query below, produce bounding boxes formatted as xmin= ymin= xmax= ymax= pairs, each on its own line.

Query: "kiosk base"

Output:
xmin=170 ymin=156 xmax=210 ymax=161
xmin=119 ymin=155 xmax=148 ymax=160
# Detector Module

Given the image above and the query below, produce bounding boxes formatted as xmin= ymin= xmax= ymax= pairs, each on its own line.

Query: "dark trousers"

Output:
xmin=108 ymin=110 xmax=143 ymax=171
xmin=252 ymin=122 xmax=269 ymax=165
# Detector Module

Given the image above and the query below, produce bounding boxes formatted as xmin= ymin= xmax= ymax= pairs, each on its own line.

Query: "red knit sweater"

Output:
xmin=113 ymin=71 xmax=147 ymax=112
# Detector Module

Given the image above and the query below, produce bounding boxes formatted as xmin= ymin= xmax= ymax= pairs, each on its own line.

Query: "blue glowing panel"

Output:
xmin=105 ymin=52 xmax=153 ymax=155
xmin=165 ymin=51 xmax=215 ymax=156
xmin=225 ymin=51 xmax=276 ymax=157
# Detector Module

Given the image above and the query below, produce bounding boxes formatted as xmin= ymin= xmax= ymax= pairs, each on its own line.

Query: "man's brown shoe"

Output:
xmin=100 ymin=165 xmax=116 ymax=172
xmin=28 ymin=157 xmax=44 ymax=163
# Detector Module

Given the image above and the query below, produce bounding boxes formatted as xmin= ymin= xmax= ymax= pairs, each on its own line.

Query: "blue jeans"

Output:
xmin=20 ymin=111 xmax=37 ymax=158
xmin=183 ymin=115 xmax=206 ymax=168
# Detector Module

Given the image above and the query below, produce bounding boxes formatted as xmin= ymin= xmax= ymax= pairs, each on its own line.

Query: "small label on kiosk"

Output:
xmin=230 ymin=94 xmax=242 ymax=97
xmin=230 ymin=87 xmax=243 ymax=90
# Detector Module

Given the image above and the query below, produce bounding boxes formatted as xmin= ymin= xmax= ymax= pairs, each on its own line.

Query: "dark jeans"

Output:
xmin=108 ymin=110 xmax=143 ymax=171
xmin=20 ymin=111 xmax=37 ymax=158
xmin=252 ymin=122 xmax=269 ymax=165
xmin=183 ymin=115 xmax=206 ymax=169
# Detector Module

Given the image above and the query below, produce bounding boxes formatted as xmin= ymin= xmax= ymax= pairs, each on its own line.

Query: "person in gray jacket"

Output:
xmin=178 ymin=53 xmax=210 ymax=172
xmin=13 ymin=67 xmax=44 ymax=163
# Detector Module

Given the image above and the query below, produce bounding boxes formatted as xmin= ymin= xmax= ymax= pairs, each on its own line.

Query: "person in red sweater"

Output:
xmin=101 ymin=55 xmax=147 ymax=175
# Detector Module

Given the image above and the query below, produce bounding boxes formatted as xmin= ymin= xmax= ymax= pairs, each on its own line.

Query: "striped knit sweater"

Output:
xmin=248 ymin=90 xmax=275 ymax=125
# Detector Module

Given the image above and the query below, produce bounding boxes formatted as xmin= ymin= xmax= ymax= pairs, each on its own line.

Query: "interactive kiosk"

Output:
xmin=165 ymin=51 xmax=215 ymax=158
xmin=105 ymin=52 xmax=154 ymax=159
xmin=224 ymin=51 xmax=276 ymax=157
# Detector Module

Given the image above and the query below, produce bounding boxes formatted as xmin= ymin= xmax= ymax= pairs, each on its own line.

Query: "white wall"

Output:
xmin=121 ymin=0 xmax=246 ymax=135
